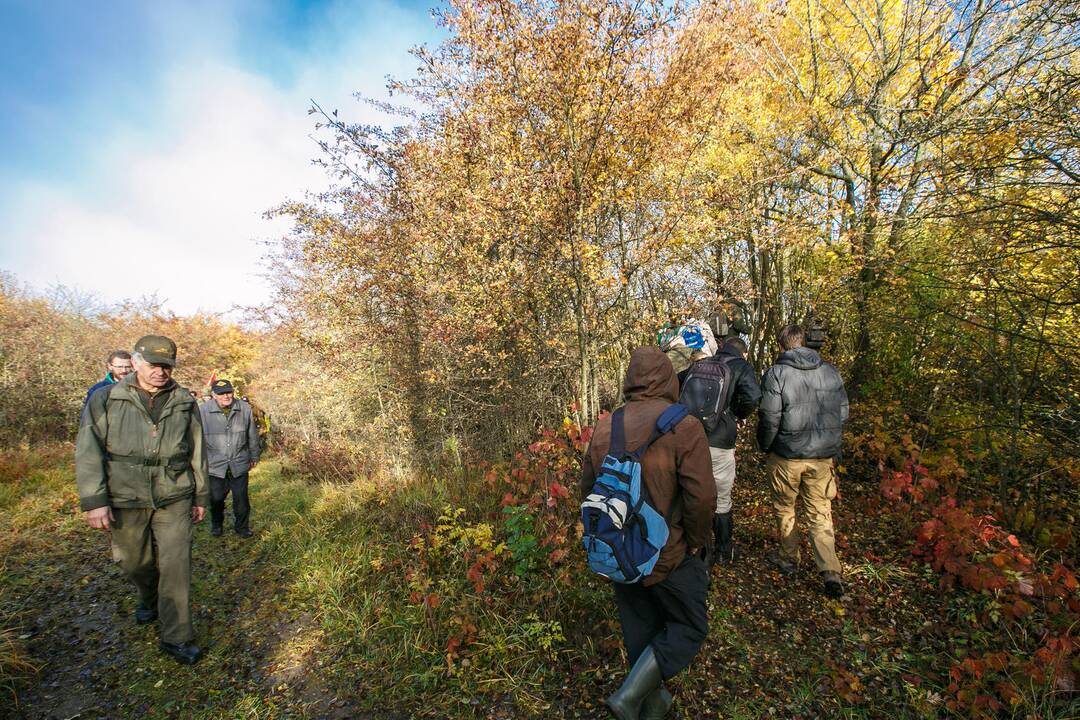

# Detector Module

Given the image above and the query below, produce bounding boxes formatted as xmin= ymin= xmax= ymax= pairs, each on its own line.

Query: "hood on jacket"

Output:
xmin=623 ymin=347 xmax=679 ymax=403
xmin=777 ymin=346 xmax=823 ymax=371
xmin=717 ymin=343 xmax=744 ymax=360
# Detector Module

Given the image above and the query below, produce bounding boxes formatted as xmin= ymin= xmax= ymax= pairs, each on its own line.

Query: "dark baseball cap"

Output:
xmin=134 ymin=335 xmax=178 ymax=367
xmin=211 ymin=379 xmax=234 ymax=394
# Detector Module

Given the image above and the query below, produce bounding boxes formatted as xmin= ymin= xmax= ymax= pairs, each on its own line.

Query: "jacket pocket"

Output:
xmin=230 ymin=427 xmax=249 ymax=450
xmin=105 ymin=461 xmax=149 ymax=504
xmin=206 ymin=431 xmax=227 ymax=453
xmin=156 ymin=467 xmax=194 ymax=502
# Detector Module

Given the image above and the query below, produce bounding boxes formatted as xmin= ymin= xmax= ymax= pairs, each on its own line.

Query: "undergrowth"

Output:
xmin=261 ymin=418 xmax=604 ymax=715
xmin=2 ymin=417 xmax=1078 ymax=718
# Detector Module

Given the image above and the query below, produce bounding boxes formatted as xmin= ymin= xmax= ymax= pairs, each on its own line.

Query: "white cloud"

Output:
xmin=0 ymin=0 xmax=433 ymax=317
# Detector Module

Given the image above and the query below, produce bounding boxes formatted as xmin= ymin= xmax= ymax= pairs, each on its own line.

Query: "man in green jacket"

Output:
xmin=75 ymin=335 xmax=210 ymax=665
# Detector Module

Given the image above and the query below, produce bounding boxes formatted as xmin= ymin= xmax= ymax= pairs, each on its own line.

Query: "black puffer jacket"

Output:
xmin=702 ymin=345 xmax=761 ymax=450
xmin=757 ymin=347 xmax=848 ymax=459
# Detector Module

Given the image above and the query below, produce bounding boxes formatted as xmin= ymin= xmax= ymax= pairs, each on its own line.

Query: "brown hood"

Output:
xmin=622 ymin=347 xmax=679 ymax=403
xmin=581 ymin=346 xmax=715 ymax=586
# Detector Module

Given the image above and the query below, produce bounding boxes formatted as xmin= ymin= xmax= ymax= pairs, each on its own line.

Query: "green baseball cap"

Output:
xmin=134 ymin=335 xmax=178 ymax=367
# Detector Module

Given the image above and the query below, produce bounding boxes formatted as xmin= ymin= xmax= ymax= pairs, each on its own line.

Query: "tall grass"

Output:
xmin=257 ymin=455 xmax=606 ymax=715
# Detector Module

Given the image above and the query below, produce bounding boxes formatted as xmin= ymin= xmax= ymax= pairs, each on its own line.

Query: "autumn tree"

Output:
xmin=274 ymin=0 xmax=1077 ymax=537
xmin=275 ymin=0 xmax=744 ymax=456
xmin=0 ymin=275 xmax=262 ymax=444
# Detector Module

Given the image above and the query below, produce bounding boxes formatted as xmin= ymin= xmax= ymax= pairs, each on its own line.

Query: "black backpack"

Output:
xmin=678 ymin=355 xmax=733 ymax=433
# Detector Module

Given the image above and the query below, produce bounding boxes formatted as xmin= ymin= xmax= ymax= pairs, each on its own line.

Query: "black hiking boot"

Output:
xmin=606 ymin=645 xmax=663 ymax=720
xmin=767 ymin=550 xmax=798 ymax=577
xmin=134 ymin=603 xmax=157 ymax=625
xmin=210 ymin=525 xmax=222 ymax=537
xmin=159 ymin=641 xmax=203 ymax=665
xmin=822 ymin=571 xmax=845 ymax=598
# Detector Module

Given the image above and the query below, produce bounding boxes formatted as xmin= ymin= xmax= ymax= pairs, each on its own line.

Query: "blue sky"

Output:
xmin=0 ymin=0 xmax=441 ymax=315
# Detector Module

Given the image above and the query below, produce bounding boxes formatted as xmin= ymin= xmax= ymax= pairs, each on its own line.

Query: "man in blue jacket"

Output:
xmin=83 ymin=350 xmax=133 ymax=409
xmin=758 ymin=325 xmax=849 ymax=598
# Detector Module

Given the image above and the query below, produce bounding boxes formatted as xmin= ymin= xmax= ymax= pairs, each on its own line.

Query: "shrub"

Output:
xmin=880 ymin=461 xmax=1080 ymax=717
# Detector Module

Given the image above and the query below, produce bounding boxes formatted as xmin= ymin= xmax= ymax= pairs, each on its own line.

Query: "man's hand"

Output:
xmin=191 ymin=506 xmax=206 ymax=523
xmin=249 ymin=461 xmax=257 ymax=471
xmin=85 ymin=506 xmax=114 ymax=530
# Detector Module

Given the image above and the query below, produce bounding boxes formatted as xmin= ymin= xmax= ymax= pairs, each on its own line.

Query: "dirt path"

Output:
xmin=2 ymin=461 xmax=360 ymax=720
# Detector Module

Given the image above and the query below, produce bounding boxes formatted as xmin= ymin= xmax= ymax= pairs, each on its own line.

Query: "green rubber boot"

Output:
xmin=640 ymin=685 xmax=673 ymax=719
xmin=606 ymin=645 xmax=663 ymax=720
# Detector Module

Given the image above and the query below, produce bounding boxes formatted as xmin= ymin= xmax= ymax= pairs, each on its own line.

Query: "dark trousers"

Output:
xmin=612 ymin=554 xmax=709 ymax=679
xmin=209 ymin=470 xmax=250 ymax=532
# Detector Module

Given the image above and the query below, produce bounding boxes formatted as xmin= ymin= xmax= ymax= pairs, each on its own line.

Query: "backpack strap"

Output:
xmin=629 ymin=403 xmax=689 ymax=461
xmin=609 ymin=407 xmax=627 ymax=457
xmin=708 ymin=353 xmax=737 ymax=402
xmin=656 ymin=403 xmax=689 ymax=434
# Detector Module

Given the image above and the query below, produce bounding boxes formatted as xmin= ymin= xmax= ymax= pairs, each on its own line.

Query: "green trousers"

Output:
xmin=110 ymin=500 xmax=194 ymax=644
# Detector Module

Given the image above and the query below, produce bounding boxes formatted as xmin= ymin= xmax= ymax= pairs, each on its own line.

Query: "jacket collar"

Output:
xmin=117 ymin=373 xmax=178 ymax=395
xmin=113 ymin=374 xmax=189 ymax=415
xmin=718 ymin=345 xmax=744 ymax=360
xmin=205 ymin=398 xmax=239 ymax=414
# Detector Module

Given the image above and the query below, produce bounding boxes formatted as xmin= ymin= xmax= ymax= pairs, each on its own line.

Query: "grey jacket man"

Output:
xmin=199 ymin=397 xmax=260 ymax=477
xmin=757 ymin=347 xmax=848 ymax=459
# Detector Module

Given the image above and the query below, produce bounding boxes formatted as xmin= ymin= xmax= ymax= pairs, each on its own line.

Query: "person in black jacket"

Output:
xmin=703 ymin=337 xmax=761 ymax=564
xmin=758 ymin=324 xmax=849 ymax=597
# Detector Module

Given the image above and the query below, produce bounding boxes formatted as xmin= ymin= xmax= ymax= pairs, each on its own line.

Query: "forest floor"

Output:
xmin=0 ymin=445 xmax=1076 ymax=719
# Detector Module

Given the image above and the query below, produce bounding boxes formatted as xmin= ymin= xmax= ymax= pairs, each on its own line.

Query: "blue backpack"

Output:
xmin=581 ymin=404 xmax=688 ymax=583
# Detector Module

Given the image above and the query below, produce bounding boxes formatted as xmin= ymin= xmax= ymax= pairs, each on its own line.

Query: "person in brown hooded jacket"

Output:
xmin=581 ymin=347 xmax=716 ymax=720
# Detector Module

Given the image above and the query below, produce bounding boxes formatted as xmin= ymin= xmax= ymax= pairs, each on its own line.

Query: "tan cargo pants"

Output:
xmin=111 ymin=499 xmax=194 ymax=644
xmin=766 ymin=454 xmax=841 ymax=573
